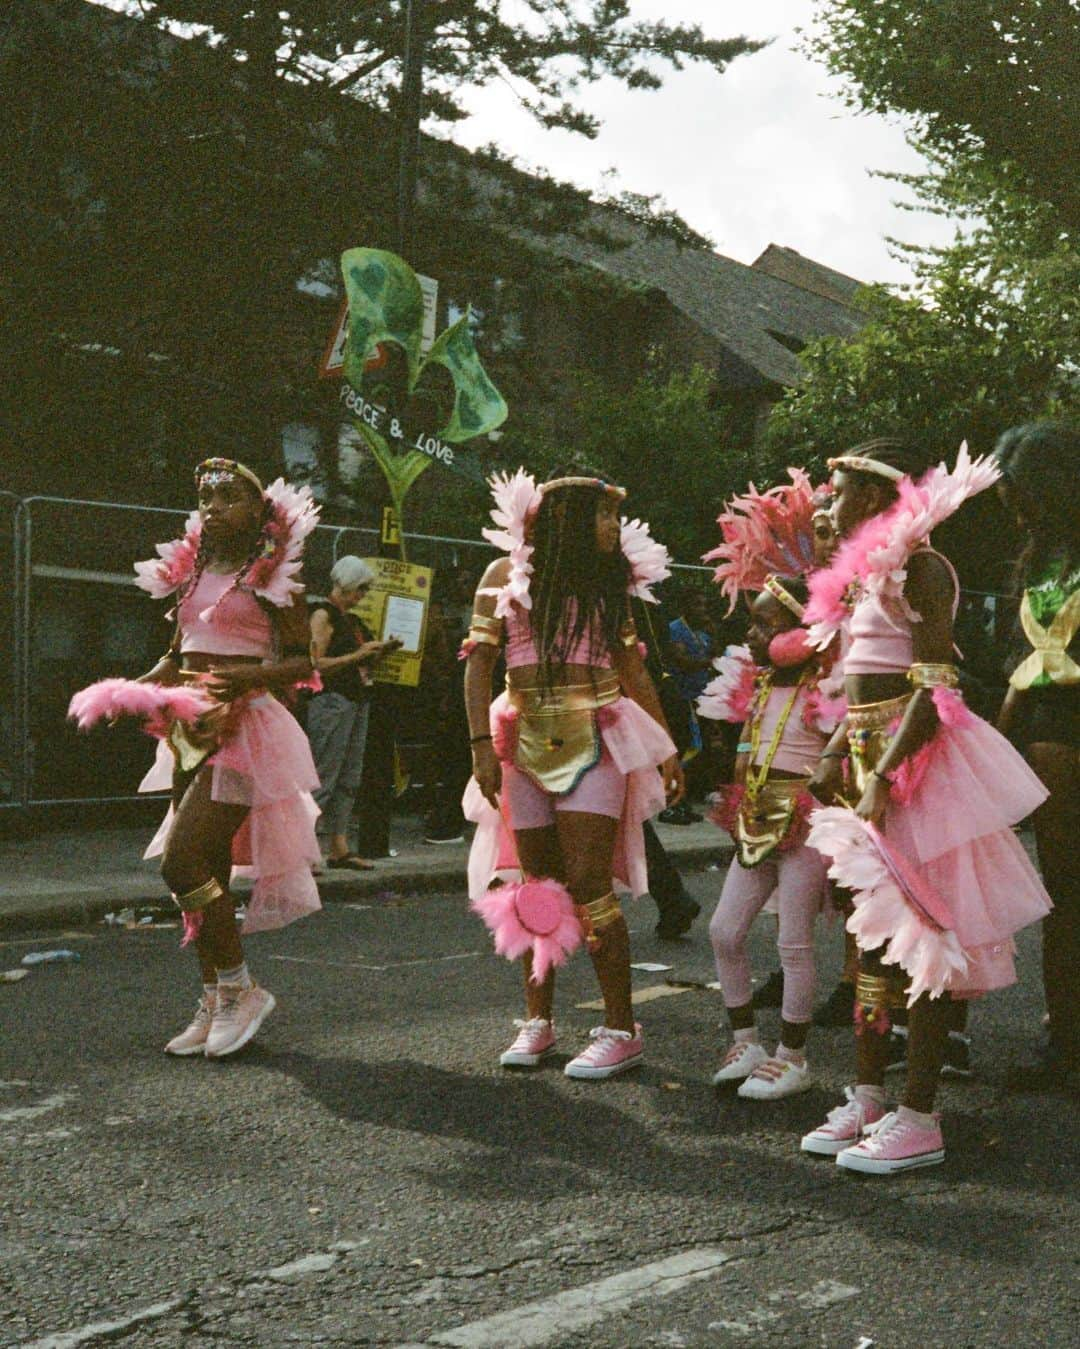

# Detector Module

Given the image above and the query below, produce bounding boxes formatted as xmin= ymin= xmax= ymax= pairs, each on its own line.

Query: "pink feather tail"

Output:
xmin=180 ymin=910 xmax=205 ymax=948
xmin=68 ymin=678 xmax=215 ymax=737
xmin=470 ymin=876 xmax=583 ymax=984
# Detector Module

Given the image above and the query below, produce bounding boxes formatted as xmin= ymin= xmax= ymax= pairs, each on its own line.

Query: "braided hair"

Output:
xmin=529 ymin=471 xmax=630 ymax=692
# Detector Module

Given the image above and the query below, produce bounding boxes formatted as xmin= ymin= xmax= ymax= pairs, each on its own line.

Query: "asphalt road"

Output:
xmin=1 ymin=870 xmax=1075 ymax=1348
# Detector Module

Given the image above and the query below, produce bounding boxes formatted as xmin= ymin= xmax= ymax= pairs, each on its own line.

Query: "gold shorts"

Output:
xmin=846 ymin=694 xmax=911 ymax=797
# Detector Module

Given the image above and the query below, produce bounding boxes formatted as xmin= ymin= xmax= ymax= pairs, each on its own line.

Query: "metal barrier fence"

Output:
xmin=0 ymin=492 xmax=1008 ymax=811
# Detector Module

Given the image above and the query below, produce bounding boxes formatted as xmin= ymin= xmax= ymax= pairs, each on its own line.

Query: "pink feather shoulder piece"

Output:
xmin=804 ymin=443 xmax=1000 ymax=647
xmin=696 ymin=644 xmax=759 ymax=723
xmin=132 ymin=479 xmax=319 ymax=608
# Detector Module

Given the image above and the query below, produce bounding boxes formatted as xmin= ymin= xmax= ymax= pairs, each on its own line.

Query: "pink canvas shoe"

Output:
xmin=801 ymin=1087 xmax=887 ymax=1155
xmin=564 ymin=1024 xmax=644 ymax=1080
xmin=499 ymin=1018 xmax=557 ymax=1068
xmin=205 ymin=983 xmax=276 ymax=1059
xmin=711 ymin=1039 xmax=769 ymax=1086
xmin=164 ymin=992 xmax=216 ymax=1056
xmin=836 ymin=1110 xmax=945 ymax=1174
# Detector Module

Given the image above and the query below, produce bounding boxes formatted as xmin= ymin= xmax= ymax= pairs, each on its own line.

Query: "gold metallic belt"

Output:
xmin=506 ymin=676 xmax=622 ymax=796
xmin=506 ymin=674 xmax=622 ymax=716
xmin=736 ymin=778 xmax=811 ymax=868
xmin=847 ymin=693 xmax=911 ymax=796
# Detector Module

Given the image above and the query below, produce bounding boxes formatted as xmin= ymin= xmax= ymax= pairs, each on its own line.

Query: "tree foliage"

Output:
xmin=806 ymin=0 xmax=1080 ymax=229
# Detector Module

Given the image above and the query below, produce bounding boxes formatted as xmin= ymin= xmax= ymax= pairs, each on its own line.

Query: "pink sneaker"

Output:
xmin=801 ymin=1087 xmax=887 ymax=1155
xmin=205 ymin=983 xmax=276 ymax=1059
xmin=499 ymin=1018 xmax=556 ymax=1068
xmin=836 ymin=1109 xmax=945 ymax=1174
xmin=164 ymin=992 xmax=216 ymax=1056
xmin=564 ymin=1024 xmax=643 ymax=1080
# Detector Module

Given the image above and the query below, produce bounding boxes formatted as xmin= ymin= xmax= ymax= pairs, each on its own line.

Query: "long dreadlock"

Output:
xmin=529 ymin=474 xmax=630 ymax=692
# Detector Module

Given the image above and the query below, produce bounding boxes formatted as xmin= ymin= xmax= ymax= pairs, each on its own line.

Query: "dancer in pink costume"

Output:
xmin=699 ymin=473 xmax=843 ymax=1099
xmin=71 ymin=459 xmax=344 ymax=1058
xmin=801 ymin=440 xmax=1052 ymax=1173
xmin=463 ymin=469 xmax=683 ymax=1079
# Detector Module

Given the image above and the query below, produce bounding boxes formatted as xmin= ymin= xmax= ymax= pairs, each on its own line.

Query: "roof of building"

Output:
xmin=546 ymin=216 xmax=867 ymax=390
xmin=751 ymin=244 xmax=864 ymax=306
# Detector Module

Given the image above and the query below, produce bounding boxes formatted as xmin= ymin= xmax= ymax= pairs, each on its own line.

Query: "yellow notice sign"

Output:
xmin=351 ymin=557 xmax=432 ymax=688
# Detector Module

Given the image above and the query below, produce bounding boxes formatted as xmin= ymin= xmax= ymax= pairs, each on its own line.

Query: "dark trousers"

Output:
xmin=353 ymin=685 xmax=397 ymax=857
xmin=643 ymin=820 xmax=691 ymax=920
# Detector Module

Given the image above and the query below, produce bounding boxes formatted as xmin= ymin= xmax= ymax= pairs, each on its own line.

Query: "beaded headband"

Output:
xmin=827 ymin=454 xmax=905 ymax=484
xmin=763 ymin=573 xmax=805 ymax=620
xmin=195 ymin=457 xmax=265 ymax=496
xmin=537 ymin=475 xmax=627 ymax=500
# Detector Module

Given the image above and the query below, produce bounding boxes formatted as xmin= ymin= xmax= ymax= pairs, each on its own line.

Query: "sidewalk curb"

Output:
xmin=0 ymin=843 xmax=732 ymax=938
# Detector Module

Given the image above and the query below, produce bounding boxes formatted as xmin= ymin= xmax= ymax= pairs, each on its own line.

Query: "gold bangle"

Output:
xmin=907 ymin=662 xmax=959 ymax=689
xmin=467 ymin=627 xmax=502 ymax=648
xmin=855 ymin=971 xmax=905 ymax=1010
xmin=582 ymin=892 xmax=622 ymax=931
xmin=175 ymin=877 xmax=226 ymax=913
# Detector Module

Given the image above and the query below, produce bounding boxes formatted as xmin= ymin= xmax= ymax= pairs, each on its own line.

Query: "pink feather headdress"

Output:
xmin=804 ymin=443 xmax=1000 ymax=648
xmin=133 ymin=478 xmax=320 ymax=612
xmin=481 ymin=468 xmax=671 ymax=613
xmin=703 ymin=469 xmax=817 ymax=614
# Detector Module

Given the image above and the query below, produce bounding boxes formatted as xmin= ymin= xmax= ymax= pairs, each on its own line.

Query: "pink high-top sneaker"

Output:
xmin=564 ymin=1024 xmax=643 ymax=1080
xmin=836 ymin=1110 xmax=945 ymax=1174
xmin=499 ymin=1018 xmax=557 ymax=1068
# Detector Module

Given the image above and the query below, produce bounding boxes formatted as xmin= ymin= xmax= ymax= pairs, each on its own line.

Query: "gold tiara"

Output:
xmin=827 ymin=454 xmax=904 ymax=483
xmin=537 ymin=476 xmax=627 ymax=500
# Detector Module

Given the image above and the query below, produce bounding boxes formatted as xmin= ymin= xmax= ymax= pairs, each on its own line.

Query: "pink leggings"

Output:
xmin=709 ymin=843 xmax=828 ymax=1025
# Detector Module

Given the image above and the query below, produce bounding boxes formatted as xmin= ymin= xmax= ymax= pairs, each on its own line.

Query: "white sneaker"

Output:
xmin=205 ymin=983 xmax=276 ymax=1059
xmin=737 ymin=1055 xmax=812 ymax=1100
xmin=712 ymin=1040 xmax=768 ymax=1085
xmin=164 ymin=993 xmax=216 ymax=1056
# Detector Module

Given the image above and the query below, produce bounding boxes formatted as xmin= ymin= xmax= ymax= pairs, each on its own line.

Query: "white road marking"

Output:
xmin=426 ymin=1246 xmax=735 ymax=1348
xmin=709 ymin=1279 xmax=860 ymax=1337
xmin=795 ymin=1278 xmax=860 ymax=1309
xmin=271 ymin=951 xmax=481 ymax=973
xmin=22 ymin=1297 xmax=184 ymax=1348
xmin=576 ymin=983 xmax=694 ymax=1010
xmin=264 ymin=1252 xmax=337 ymax=1281
xmin=0 ymin=1091 xmax=76 ymax=1123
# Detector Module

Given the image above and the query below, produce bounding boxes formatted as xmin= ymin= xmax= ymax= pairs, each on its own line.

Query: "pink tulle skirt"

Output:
xmin=463 ymin=691 xmax=674 ymax=901
xmin=817 ymin=709 xmax=1051 ymax=995
xmin=140 ymin=694 xmax=322 ymax=933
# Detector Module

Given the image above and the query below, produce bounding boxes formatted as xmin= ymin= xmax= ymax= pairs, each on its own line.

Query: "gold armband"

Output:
xmin=576 ymin=892 xmax=622 ymax=948
xmin=467 ymin=613 xmax=504 ymax=648
xmin=907 ymin=662 xmax=959 ymax=689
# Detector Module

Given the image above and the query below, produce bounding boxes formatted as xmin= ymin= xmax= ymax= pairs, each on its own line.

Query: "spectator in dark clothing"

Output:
xmin=307 ymin=556 xmax=400 ymax=869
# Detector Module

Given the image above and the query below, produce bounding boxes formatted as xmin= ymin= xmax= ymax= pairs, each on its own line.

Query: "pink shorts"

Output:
xmin=502 ymin=748 xmax=627 ymax=830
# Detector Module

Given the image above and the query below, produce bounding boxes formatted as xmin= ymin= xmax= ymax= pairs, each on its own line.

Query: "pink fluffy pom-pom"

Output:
xmin=67 ymin=678 xmax=214 ymax=735
xmin=768 ymin=627 xmax=814 ymax=668
xmin=470 ymin=877 xmax=583 ymax=983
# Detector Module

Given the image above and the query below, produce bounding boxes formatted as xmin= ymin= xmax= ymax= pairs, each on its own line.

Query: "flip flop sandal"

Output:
xmin=327 ymin=855 xmax=376 ymax=871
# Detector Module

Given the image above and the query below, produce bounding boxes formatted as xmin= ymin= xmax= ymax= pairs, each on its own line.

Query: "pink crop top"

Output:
xmin=179 ymin=571 xmax=275 ymax=658
xmin=844 ymin=549 xmax=959 ymax=676
xmin=753 ymin=685 xmax=826 ymax=776
xmin=504 ymin=602 xmax=612 ymax=670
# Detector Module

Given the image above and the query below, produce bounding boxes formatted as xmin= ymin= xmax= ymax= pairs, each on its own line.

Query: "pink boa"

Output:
xmin=470 ymin=877 xmax=583 ymax=983
xmin=805 ymin=443 xmax=1000 ymax=648
xmin=133 ymin=479 xmax=319 ymax=611
xmin=68 ymin=678 xmax=215 ymax=738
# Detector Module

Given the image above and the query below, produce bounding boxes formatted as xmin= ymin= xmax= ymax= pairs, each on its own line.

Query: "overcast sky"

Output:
xmin=449 ymin=0 xmax=957 ymax=287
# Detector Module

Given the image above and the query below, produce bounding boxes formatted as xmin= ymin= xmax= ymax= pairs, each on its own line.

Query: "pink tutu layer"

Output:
xmin=463 ymin=692 xmax=673 ymax=901
xmin=140 ymin=694 xmax=322 ymax=933
xmin=813 ymin=711 xmax=1051 ymax=996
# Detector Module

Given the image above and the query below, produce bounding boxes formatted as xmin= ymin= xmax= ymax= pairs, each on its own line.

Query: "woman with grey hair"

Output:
xmin=308 ymin=556 xmax=400 ymax=869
